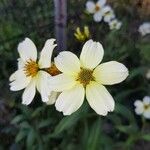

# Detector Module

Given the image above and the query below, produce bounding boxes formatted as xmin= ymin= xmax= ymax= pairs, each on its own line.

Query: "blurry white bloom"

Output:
xmin=109 ymin=19 xmax=122 ymax=30
xmin=102 ymin=5 xmax=115 ymax=23
xmin=134 ymin=96 xmax=150 ymax=119
xmin=9 ymin=38 xmax=57 ymax=105
xmin=86 ymin=0 xmax=106 ymax=22
xmin=146 ymin=69 xmax=150 ymax=79
xmin=49 ymin=39 xmax=129 ymax=116
xmin=138 ymin=22 xmax=150 ymax=36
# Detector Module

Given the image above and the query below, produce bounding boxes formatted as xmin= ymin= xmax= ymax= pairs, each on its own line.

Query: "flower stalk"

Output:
xmin=54 ymin=0 xmax=67 ymax=52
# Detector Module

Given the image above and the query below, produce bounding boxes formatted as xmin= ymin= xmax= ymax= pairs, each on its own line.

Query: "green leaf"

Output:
xmin=126 ymin=67 xmax=146 ymax=81
xmin=53 ymin=113 xmax=80 ymax=136
xmin=19 ymin=121 xmax=31 ymax=129
xmin=116 ymin=125 xmax=138 ymax=135
xmin=86 ymin=119 xmax=101 ymax=150
xmin=31 ymin=106 xmax=44 ymax=118
xmin=38 ymin=119 xmax=51 ymax=129
xmin=26 ymin=129 xmax=35 ymax=149
xmin=115 ymin=103 xmax=136 ymax=124
xmin=19 ymin=105 xmax=32 ymax=118
xmin=53 ymin=103 xmax=88 ymax=136
xmin=142 ymin=134 xmax=150 ymax=141
xmin=15 ymin=130 xmax=27 ymax=142
xmin=11 ymin=115 xmax=24 ymax=124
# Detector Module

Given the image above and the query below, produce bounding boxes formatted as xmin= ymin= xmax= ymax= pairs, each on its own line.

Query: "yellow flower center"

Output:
xmin=46 ymin=63 xmax=61 ymax=76
xmin=24 ymin=59 xmax=39 ymax=77
xmin=144 ymin=104 xmax=150 ymax=110
xmin=77 ymin=68 xmax=95 ymax=87
xmin=95 ymin=4 xmax=100 ymax=12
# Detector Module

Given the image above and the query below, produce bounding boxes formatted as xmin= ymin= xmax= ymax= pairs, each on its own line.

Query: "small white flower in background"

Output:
xmin=138 ymin=22 xmax=150 ymax=36
xmin=9 ymin=38 xmax=58 ymax=105
xmin=134 ymin=96 xmax=150 ymax=119
xmin=109 ymin=19 xmax=122 ymax=30
xmin=49 ymin=39 xmax=129 ymax=116
xmin=146 ymin=69 xmax=150 ymax=79
xmin=86 ymin=0 xmax=106 ymax=22
xmin=102 ymin=5 xmax=115 ymax=23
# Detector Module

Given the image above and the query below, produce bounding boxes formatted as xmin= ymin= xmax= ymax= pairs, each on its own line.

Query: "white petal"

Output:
xmin=48 ymin=74 xmax=76 ymax=92
xmin=116 ymin=21 xmax=122 ymax=30
xmin=134 ymin=100 xmax=144 ymax=115
xmin=109 ymin=19 xmax=122 ymax=30
xmin=135 ymin=107 xmax=144 ymax=115
xmin=17 ymin=58 xmax=25 ymax=69
xmin=36 ymin=71 xmax=51 ymax=102
xmin=22 ymin=79 xmax=36 ymax=105
xmin=9 ymin=69 xmax=31 ymax=91
xmin=93 ymin=12 xmax=102 ymax=22
xmin=143 ymin=96 xmax=150 ymax=105
xmin=96 ymin=0 xmax=106 ymax=7
xmin=54 ymin=51 xmax=80 ymax=75
xmin=86 ymin=1 xmax=95 ymax=13
xmin=18 ymin=38 xmax=37 ymax=62
xmin=38 ymin=39 xmax=56 ymax=68
xmin=139 ymin=22 xmax=150 ymax=36
xmin=80 ymin=40 xmax=104 ymax=69
xmin=46 ymin=92 xmax=60 ymax=105
xmin=102 ymin=6 xmax=115 ymax=23
xmin=86 ymin=81 xmax=115 ymax=115
xmin=104 ymin=13 xmax=115 ymax=23
xmin=55 ymin=84 xmax=85 ymax=115
xmin=102 ymin=5 xmax=112 ymax=14
xmin=93 ymin=61 xmax=129 ymax=85
xmin=134 ymin=100 xmax=143 ymax=107
xmin=143 ymin=110 xmax=150 ymax=119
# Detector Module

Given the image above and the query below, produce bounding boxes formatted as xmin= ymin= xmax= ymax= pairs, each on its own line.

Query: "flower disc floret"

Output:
xmin=77 ymin=68 xmax=95 ymax=86
xmin=24 ymin=59 xmax=39 ymax=77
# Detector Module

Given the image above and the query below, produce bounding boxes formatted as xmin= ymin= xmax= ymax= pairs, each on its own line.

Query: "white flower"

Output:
xmin=138 ymin=22 xmax=150 ymax=36
xmin=109 ymin=19 xmax=122 ymax=30
xmin=146 ymin=69 xmax=150 ymax=79
xmin=102 ymin=5 xmax=115 ymax=23
xmin=9 ymin=38 xmax=57 ymax=105
xmin=134 ymin=96 xmax=150 ymax=119
xmin=49 ymin=39 xmax=129 ymax=116
xmin=86 ymin=0 xmax=106 ymax=22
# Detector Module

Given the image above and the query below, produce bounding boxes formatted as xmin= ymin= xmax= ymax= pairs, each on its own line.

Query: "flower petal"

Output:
xmin=96 ymin=0 xmax=106 ymax=7
xmin=18 ymin=38 xmax=37 ymax=62
xmin=143 ymin=96 xmax=150 ymax=105
xmin=36 ymin=71 xmax=51 ymax=102
xmin=38 ymin=39 xmax=56 ymax=68
xmin=9 ymin=69 xmax=31 ymax=91
xmin=134 ymin=100 xmax=143 ymax=107
xmin=86 ymin=81 xmax=115 ymax=115
xmin=93 ymin=61 xmax=129 ymax=85
xmin=80 ymin=40 xmax=104 ymax=69
xmin=143 ymin=110 xmax=150 ymax=119
xmin=86 ymin=1 xmax=95 ymax=13
xmin=102 ymin=6 xmax=115 ymax=23
xmin=55 ymin=84 xmax=85 ymax=115
xmin=135 ymin=107 xmax=144 ymax=115
xmin=49 ymin=74 xmax=76 ymax=92
xmin=17 ymin=58 xmax=25 ymax=69
xmin=22 ymin=79 xmax=36 ymax=105
xmin=93 ymin=12 xmax=102 ymax=22
xmin=46 ymin=91 xmax=59 ymax=105
xmin=55 ymin=51 xmax=80 ymax=75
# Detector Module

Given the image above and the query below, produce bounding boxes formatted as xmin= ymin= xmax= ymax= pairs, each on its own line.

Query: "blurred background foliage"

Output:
xmin=0 ymin=0 xmax=150 ymax=149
